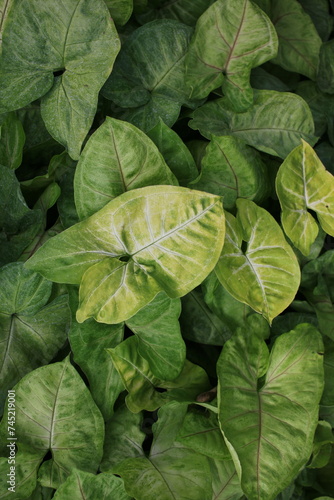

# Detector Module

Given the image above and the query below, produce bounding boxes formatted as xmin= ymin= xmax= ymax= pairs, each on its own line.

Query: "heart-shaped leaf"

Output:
xmin=26 ymin=186 xmax=225 ymax=324
xmin=215 ymin=199 xmax=300 ymax=323
xmin=217 ymin=323 xmax=324 ymax=500
xmin=276 ymin=140 xmax=334 ymax=256
xmin=185 ymin=0 xmax=278 ymax=111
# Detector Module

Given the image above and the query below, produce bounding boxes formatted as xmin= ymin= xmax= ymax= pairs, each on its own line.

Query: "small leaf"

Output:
xmin=0 ymin=112 xmax=25 ymax=169
xmin=74 ymin=117 xmax=177 ymax=220
xmin=215 ymin=199 xmax=300 ymax=323
xmin=190 ymin=90 xmax=316 ymax=159
xmin=217 ymin=323 xmax=324 ymax=500
xmin=185 ymin=0 xmax=278 ymax=111
xmin=276 ymin=140 xmax=334 ymax=255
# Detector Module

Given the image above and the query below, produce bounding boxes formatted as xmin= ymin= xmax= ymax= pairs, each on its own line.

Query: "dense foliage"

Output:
xmin=0 ymin=0 xmax=334 ymax=499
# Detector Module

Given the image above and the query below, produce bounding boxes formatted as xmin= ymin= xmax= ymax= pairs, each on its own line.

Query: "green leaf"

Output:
xmin=190 ymin=90 xmax=316 ymax=159
xmin=108 ymin=335 xmax=210 ymax=412
xmin=217 ymin=323 xmax=324 ymax=500
xmin=0 ymin=263 xmax=69 ymax=414
xmin=136 ymin=0 xmax=215 ymax=26
xmin=102 ymin=19 xmax=198 ymax=131
xmin=67 ymin=286 xmax=124 ymax=421
xmin=26 ymin=185 xmax=225 ymax=324
xmin=276 ymin=140 xmax=334 ymax=256
xmin=209 ymin=457 xmax=243 ymax=500
xmin=318 ymin=40 xmax=334 ymax=94
xmin=320 ymin=338 xmax=334 ymax=426
xmin=176 ymin=407 xmax=230 ymax=460
xmin=74 ymin=117 xmax=177 ymax=220
xmin=0 ymin=0 xmax=121 ymax=159
xmin=114 ymin=402 xmax=213 ymax=500
xmin=0 ymin=357 xmax=105 ymax=489
xmin=308 ymin=421 xmax=334 ymax=469
xmin=185 ymin=0 xmax=278 ymax=111
xmin=0 ymin=166 xmax=43 ymax=266
xmin=190 ymin=135 xmax=270 ymax=209
xmin=52 ymin=470 xmax=131 ymax=500
xmin=299 ymin=0 xmax=334 ymax=41
xmin=0 ymin=112 xmax=25 ymax=169
xmin=270 ymin=0 xmax=322 ymax=80
xmin=147 ymin=118 xmax=198 ymax=186
xmin=296 ymin=81 xmax=334 ymax=138
xmin=101 ymin=404 xmax=145 ymax=472
xmin=301 ymin=250 xmax=334 ymax=340
xmin=127 ymin=292 xmax=185 ymax=380
xmin=180 ymin=288 xmax=232 ymax=345
xmin=104 ymin=0 xmax=133 ymax=26
xmin=215 ymin=199 xmax=300 ymax=323
xmin=0 ymin=451 xmax=43 ymax=499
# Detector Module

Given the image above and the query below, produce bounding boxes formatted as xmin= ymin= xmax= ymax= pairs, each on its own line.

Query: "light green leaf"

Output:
xmin=0 ymin=112 xmax=25 ymax=169
xmin=67 ymin=286 xmax=124 ymax=421
xmin=52 ymin=470 xmax=131 ymax=500
xmin=102 ymin=19 xmax=199 ymax=131
xmin=108 ymin=335 xmax=210 ymax=412
xmin=136 ymin=0 xmax=215 ymax=26
xmin=276 ymin=140 xmax=334 ymax=256
xmin=215 ymin=199 xmax=300 ymax=323
xmin=0 ymin=451 xmax=43 ymax=499
xmin=209 ymin=458 xmax=243 ymax=500
xmin=0 ymin=0 xmax=120 ymax=159
xmin=127 ymin=292 xmax=185 ymax=380
xmin=74 ymin=117 xmax=177 ymax=220
xmin=217 ymin=323 xmax=324 ymax=500
xmin=176 ymin=407 xmax=230 ymax=460
xmin=185 ymin=0 xmax=278 ymax=111
xmin=147 ymin=118 xmax=198 ymax=186
xmin=0 ymin=357 xmax=104 ymax=489
xmin=270 ymin=0 xmax=322 ymax=80
xmin=101 ymin=404 xmax=145 ymax=472
xmin=180 ymin=288 xmax=232 ymax=345
xmin=318 ymin=40 xmax=334 ymax=94
xmin=104 ymin=0 xmax=133 ymax=26
xmin=190 ymin=90 xmax=316 ymax=159
xmin=26 ymin=185 xmax=225 ymax=324
xmin=190 ymin=135 xmax=270 ymax=209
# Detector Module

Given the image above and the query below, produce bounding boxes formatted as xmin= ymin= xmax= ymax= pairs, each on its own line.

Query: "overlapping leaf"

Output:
xmin=276 ymin=140 xmax=334 ymax=256
xmin=190 ymin=90 xmax=317 ymax=158
xmin=74 ymin=117 xmax=177 ymax=220
xmin=0 ymin=0 xmax=120 ymax=158
xmin=217 ymin=323 xmax=324 ymax=500
xmin=215 ymin=199 xmax=300 ymax=323
xmin=26 ymin=185 xmax=225 ymax=324
xmin=185 ymin=0 xmax=278 ymax=111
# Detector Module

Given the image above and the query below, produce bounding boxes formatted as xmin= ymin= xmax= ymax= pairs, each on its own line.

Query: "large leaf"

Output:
xmin=269 ymin=0 xmax=322 ymax=80
xmin=296 ymin=81 xmax=334 ymax=138
xmin=209 ymin=458 xmax=243 ymax=500
xmin=0 ymin=451 xmax=43 ymax=499
xmin=127 ymin=292 xmax=185 ymax=380
xmin=318 ymin=40 xmax=334 ymax=94
xmin=147 ymin=118 xmax=198 ymax=186
xmin=102 ymin=20 xmax=198 ymax=131
xmin=217 ymin=323 xmax=324 ymax=500
xmin=114 ymin=402 xmax=213 ymax=500
xmin=108 ymin=335 xmax=210 ymax=412
xmin=276 ymin=140 xmax=334 ymax=256
xmin=67 ymin=287 xmax=124 ymax=421
xmin=26 ymin=185 xmax=225 ymax=324
xmin=215 ymin=199 xmax=300 ymax=323
xmin=0 ymin=0 xmax=120 ymax=159
xmin=74 ymin=117 xmax=177 ymax=220
xmin=0 ymin=357 xmax=105 ymax=489
xmin=0 ymin=112 xmax=25 ymax=169
xmin=0 ymin=263 xmax=69 ymax=414
xmin=190 ymin=135 xmax=270 ymax=209
xmin=190 ymin=90 xmax=316 ymax=159
xmin=52 ymin=470 xmax=131 ymax=500
xmin=299 ymin=0 xmax=334 ymax=41
xmin=104 ymin=0 xmax=133 ymax=26
xmin=185 ymin=0 xmax=278 ymax=111
xmin=136 ymin=0 xmax=215 ymax=26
